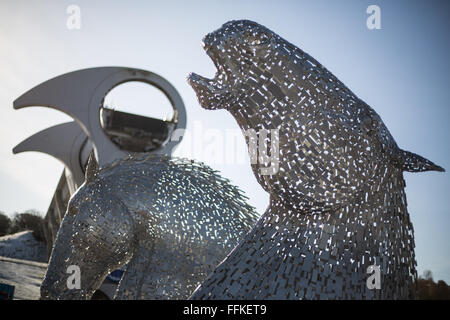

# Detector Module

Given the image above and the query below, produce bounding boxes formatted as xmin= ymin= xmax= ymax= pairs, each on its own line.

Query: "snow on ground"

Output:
xmin=0 ymin=256 xmax=47 ymax=300
xmin=0 ymin=231 xmax=115 ymax=300
xmin=0 ymin=231 xmax=48 ymax=299
xmin=0 ymin=230 xmax=47 ymax=262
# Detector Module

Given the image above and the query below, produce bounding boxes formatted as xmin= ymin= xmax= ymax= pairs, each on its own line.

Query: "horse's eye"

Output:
xmin=67 ymin=205 xmax=79 ymax=216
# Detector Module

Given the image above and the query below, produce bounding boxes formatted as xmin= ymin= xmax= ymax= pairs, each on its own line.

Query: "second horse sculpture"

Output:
xmin=188 ymin=20 xmax=444 ymax=299
xmin=41 ymin=154 xmax=258 ymax=299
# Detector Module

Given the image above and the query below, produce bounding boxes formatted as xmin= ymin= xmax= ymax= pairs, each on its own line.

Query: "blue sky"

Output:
xmin=0 ymin=0 xmax=448 ymax=282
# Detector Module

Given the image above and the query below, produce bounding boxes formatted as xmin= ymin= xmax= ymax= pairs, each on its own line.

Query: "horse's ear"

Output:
xmin=400 ymin=149 xmax=445 ymax=173
xmin=85 ymin=151 xmax=99 ymax=183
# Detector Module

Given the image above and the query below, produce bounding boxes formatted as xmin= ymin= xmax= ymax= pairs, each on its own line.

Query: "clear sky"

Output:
xmin=0 ymin=0 xmax=449 ymax=282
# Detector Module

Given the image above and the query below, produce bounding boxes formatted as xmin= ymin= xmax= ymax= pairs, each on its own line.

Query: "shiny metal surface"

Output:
xmin=12 ymin=67 xmax=187 ymax=259
xmin=41 ymin=154 xmax=258 ymax=299
xmin=13 ymin=121 xmax=90 ymax=187
xmin=188 ymin=20 xmax=444 ymax=299
xmin=14 ymin=67 xmax=187 ymax=166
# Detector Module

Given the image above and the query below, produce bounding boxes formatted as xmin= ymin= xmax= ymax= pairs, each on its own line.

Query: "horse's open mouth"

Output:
xmin=187 ymin=36 xmax=232 ymax=110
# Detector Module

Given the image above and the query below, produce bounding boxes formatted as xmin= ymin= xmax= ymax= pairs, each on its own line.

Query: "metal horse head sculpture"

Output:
xmin=41 ymin=153 xmax=257 ymax=299
xmin=188 ymin=20 xmax=444 ymax=299
xmin=13 ymin=67 xmax=258 ymax=299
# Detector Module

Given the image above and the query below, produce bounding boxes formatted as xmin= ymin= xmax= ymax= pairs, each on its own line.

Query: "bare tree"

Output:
xmin=0 ymin=211 xmax=11 ymax=236
xmin=422 ymin=270 xmax=434 ymax=281
xmin=10 ymin=209 xmax=45 ymax=241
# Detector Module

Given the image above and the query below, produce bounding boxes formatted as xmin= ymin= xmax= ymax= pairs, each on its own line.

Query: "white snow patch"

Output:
xmin=0 ymin=231 xmax=47 ymax=263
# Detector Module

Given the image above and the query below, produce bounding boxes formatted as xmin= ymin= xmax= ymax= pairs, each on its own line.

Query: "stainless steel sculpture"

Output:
xmin=41 ymin=153 xmax=257 ymax=299
xmin=14 ymin=67 xmax=187 ymax=166
xmin=13 ymin=67 xmax=188 ymax=256
xmin=188 ymin=20 xmax=445 ymax=299
xmin=12 ymin=67 xmax=259 ymax=299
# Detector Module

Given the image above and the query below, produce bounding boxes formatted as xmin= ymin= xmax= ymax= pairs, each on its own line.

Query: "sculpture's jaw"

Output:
xmin=188 ymin=20 xmax=278 ymax=111
xmin=187 ymin=30 xmax=235 ymax=110
xmin=187 ymin=72 xmax=231 ymax=110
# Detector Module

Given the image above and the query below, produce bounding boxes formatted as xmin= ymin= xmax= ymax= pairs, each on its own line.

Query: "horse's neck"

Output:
xmin=192 ymin=169 xmax=416 ymax=299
